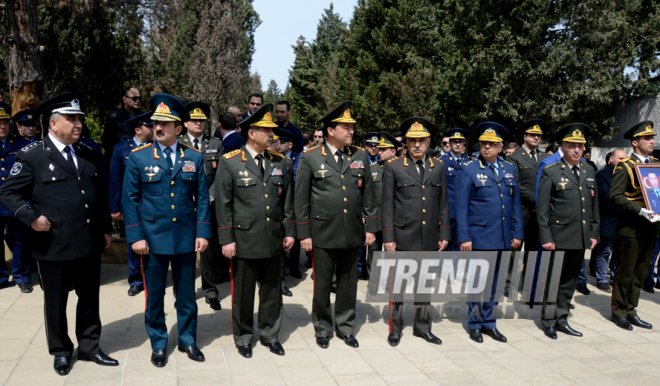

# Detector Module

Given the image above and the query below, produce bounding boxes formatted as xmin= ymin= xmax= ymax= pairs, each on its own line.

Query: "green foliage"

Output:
xmin=264 ymin=79 xmax=282 ymax=105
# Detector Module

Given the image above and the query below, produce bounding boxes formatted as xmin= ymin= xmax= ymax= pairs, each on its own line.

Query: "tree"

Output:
xmin=263 ymin=79 xmax=281 ymax=105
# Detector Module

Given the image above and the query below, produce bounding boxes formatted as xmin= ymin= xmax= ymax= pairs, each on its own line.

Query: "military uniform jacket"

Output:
xmin=507 ymin=148 xmax=548 ymax=221
xmin=178 ymin=134 xmax=223 ymax=193
xmin=381 ymin=154 xmax=451 ymax=251
xmin=122 ymin=143 xmax=212 ymax=255
xmin=537 ymin=158 xmax=600 ymax=249
xmin=439 ymin=153 xmax=470 ymax=220
xmin=370 ymin=161 xmax=384 ymax=231
xmin=294 ymin=143 xmax=378 ymax=249
xmin=0 ymin=136 xmax=30 ymax=217
xmin=610 ymin=154 xmax=660 ymax=239
xmin=109 ymin=139 xmax=143 ymax=213
xmin=215 ymin=146 xmax=295 ymax=259
xmin=0 ymin=136 xmax=112 ymax=261
xmin=454 ymin=156 xmax=524 ymax=250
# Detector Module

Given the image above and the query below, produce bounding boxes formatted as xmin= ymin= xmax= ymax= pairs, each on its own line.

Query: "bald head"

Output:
xmin=610 ymin=149 xmax=627 ymax=167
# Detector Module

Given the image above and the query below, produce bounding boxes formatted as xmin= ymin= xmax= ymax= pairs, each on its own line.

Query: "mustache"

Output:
xmin=413 ymin=147 xmax=423 ymax=152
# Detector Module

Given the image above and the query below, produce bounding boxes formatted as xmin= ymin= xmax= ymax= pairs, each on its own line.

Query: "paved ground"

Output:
xmin=1 ymin=256 xmax=660 ymax=386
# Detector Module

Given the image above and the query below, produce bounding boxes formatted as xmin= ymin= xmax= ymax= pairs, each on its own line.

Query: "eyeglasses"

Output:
xmin=442 ymin=141 xmax=449 ymax=146
xmin=126 ymin=96 xmax=140 ymax=101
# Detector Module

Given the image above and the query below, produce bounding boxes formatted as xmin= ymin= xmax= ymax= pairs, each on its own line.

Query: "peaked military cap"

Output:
xmin=36 ymin=92 xmax=85 ymax=116
xmin=364 ymin=131 xmax=380 ymax=145
xmin=624 ymin=120 xmax=656 ymax=140
xmin=12 ymin=109 xmax=37 ymax=126
xmin=279 ymin=127 xmax=303 ymax=151
xmin=475 ymin=121 xmax=509 ymax=143
xmin=401 ymin=117 xmax=436 ymax=138
xmin=556 ymin=123 xmax=589 ymax=143
xmin=377 ymin=131 xmax=403 ymax=148
xmin=126 ymin=111 xmax=154 ymax=130
xmin=0 ymin=103 xmax=11 ymax=120
xmin=187 ymin=101 xmax=210 ymax=120
xmin=238 ymin=103 xmax=285 ymax=140
xmin=317 ymin=100 xmax=356 ymax=129
xmin=445 ymin=128 xmax=467 ymax=141
xmin=149 ymin=93 xmax=189 ymax=123
xmin=522 ymin=118 xmax=546 ymax=135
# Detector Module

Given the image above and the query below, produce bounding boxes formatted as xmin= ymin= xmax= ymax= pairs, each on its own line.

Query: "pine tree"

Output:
xmin=264 ymin=80 xmax=282 ymax=105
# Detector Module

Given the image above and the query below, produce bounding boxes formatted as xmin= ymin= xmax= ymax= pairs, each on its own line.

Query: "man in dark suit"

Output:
xmin=0 ymin=93 xmax=118 ymax=375
xmin=438 ymin=128 xmax=470 ymax=251
xmin=102 ymin=87 xmax=143 ymax=161
xmin=218 ymin=111 xmax=244 ymax=154
xmin=381 ymin=117 xmax=449 ymax=347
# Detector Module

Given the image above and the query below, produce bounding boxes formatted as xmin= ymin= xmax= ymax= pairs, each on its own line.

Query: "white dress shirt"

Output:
xmin=157 ymin=141 xmax=177 ymax=165
xmin=49 ymin=133 xmax=78 ymax=168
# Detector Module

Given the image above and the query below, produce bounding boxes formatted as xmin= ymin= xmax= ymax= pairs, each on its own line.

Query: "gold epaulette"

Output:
xmin=501 ymin=159 xmax=512 ymax=166
xmin=267 ymin=149 xmax=285 ymax=159
xmin=543 ymin=162 xmax=559 ymax=169
xmin=303 ymin=145 xmax=319 ymax=154
xmin=432 ymin=156 xmax=444 ymax=164
xmin=352 ymin=146 xmax=366 ymax=152
xmin=181 ymin=143 xmax=202 ymax=153
xmin=387 ymin=156 xmax=401 ymax=163
xmin=223 ymin=149 xmax=241 ymax=159
xmin=463 ymin=160 xmax=473 ymax=166
xmin=620 ymin=157 xmax=631 ymax=163
xmin=651 ymin=156 xmax=658 ymax=161
xmin=132 ymin=143 xmax=152 ymax=153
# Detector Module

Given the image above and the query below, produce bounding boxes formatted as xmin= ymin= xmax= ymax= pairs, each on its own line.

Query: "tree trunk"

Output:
xmin=6 ymin=0 xmax=42 ymax=113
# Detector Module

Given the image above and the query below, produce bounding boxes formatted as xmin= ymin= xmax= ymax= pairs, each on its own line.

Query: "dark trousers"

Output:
xmin=230 ymin=256 xmax=283 ymax=346
xmin=644 ymin=238 xmax=660 ymax=288
xmin=37 ymin=257 xmax=102 ymax=357
xmin=468 ymin=251 xmax=502 ymax=330
xmin=0 ymin=217 xmax=30 ymax=284
xmin=312 ymin=247 xmax=359 ymax=337
xmin=612 ymin=236 xmax=656 ymax=318
xmin=449 ymin=220 xmax=460 ymax=251
xmin=389 ymin=302 xmax=432 ymax=335
xmin=126 ymin=243 xmax=143 ymax=287
xmin=364 ymin=231 xmax=383 ymax=279
xmin=286 ymin=239 xmax=302 ymax=273
xmin=541 ymin=249 xmax=584 ymax=328
xmin=201 ymin=203 xmax=220 ymax=299
xmin=142 ymin=252 xmax=197 ymax=351
xmin=594 ymin=236 xmax=616 ymax=284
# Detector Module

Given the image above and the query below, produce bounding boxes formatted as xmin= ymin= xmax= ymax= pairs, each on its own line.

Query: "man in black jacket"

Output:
xmin=101 ymin=87 xmax=143 ymax=161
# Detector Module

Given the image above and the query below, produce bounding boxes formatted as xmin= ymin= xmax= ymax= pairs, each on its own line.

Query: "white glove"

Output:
xmin=652 ymin=216 xmax=660 ymax=223
xmin=639 ymin=208 xmax=654 ymax=221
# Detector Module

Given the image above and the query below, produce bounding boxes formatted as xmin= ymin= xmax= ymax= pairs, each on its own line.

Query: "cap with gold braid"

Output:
xmin=149 ymin=93 xmax=190 ymax=123
xmin=522 ymin=118 xmax=547 ymax=135
xmin=377 ymin=131 xmax=403 ymax=148
xmin=238 ymin=103 xmax=285 ymax=140
xmin=12 ymin=109 xmax=38 ymax=126
xmin=317 ymin=101 xmax=356 ymax=132
xmin=186 ymin=101 xmax=210 ymax=120
xmin=475 ymin=121 xmax=509 ymax=143
xmin=556 ymin=123 xmax=589 ymax=144
xmin=363 ymin=131 xmax=380 ymax=146
xmin=624 ymin=120 xmax=656 ymax=140
xmin=445 ymin=127 xmax=467 ymax=141
xmin=0 ymin=103 xmax=11 ymax=120
xmin=400 ymin=116 xmax=436 ymax=139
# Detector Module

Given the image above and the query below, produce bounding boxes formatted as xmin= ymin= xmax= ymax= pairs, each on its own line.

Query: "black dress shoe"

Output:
xmin=53 ymin=355 xmax=72 ymax=375
xmin=642 ymin=285 xmax=655 ymax=294
xmin=0 ymin=282 xmax=8 ymax=290
xmin=281 ymin=286 xmax=293 ymax=297
xmin=482 ymin=328 xmax=507 ymax=343
xmin=628 ymin=316 xmax=652 ymax=329
xmin=387 ymin=333 xmax=401 ymax=347
xmin=18 ymin=282 xmax=33 ymax=293
xmin=413 ymin=332 xmax=442 ymax=345
xmin=544 ymin=327 xmax=557 ymax=339
xmin=237 ymin=344 xmax=252 ymax=358
xmin=596 ymin=282 xmax=612 ymax=293
xmin=178 ymin=345 xmax=205 ymax=362
xmin=613 ymin=317 xmax=633 ymax=331
xmin=151 ymin=350 xmax=167 ymax=367
xmin=290 ymin=269 xmax=302 ymax=279
xmin=469 ymin=329 xmax=483 ymax=343
xmin=575 ymin=283 xmax=590 ymax=295
xmin=337 ymin=334 xmax=359 ymax=348
xmin=316 ymin=336 xmax=330 ymax=349
xmin=261 ymin=341 xmax=285 ymax=356
xmin=557 ymin=324 xmax=583 ymax=337
xmin=206 ymin=297 xmax=221 ymax=310
xmin=78 ymin=350 xmax=119 ymax=366
xmin=568 ymin=303 xmax=575 ymax=310
xmin=128 ymin=285 xmax=144 ymax=296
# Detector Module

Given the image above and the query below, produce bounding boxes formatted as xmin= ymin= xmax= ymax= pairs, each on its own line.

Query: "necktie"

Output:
xmin=417 ymin=160 xmax=425 ymax=180
xmin=336 ymin=149 xmax=343 ymax=170
xmin=63 ymin=146 xmax=77 ymax=170
xmin=530 ymin=150 xmax=536 ymax=161
xmin=645 ymin=159 xmax=650 ymax=164
xmin=193 ymin=138 xmax=199 ymax=150
xmin=572 ymin=165 xmax=579 ymax=181
xmin=256 ymin=154 xmax=264 ymax=177
xmin=456 ymin=157 xmax=461 ymax=167
xmin=164 ymin=147 xmax=173 ymax=169
xmin=490 ymin=163 xmax=498 ymax=177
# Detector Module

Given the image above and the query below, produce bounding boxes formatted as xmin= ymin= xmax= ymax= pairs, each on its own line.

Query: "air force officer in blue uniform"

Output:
xmin=439 ymin=128 xmax=470 ymax=251
xmin=122 ymin=94 xmax=211 ymax=368
xmin=454 ymin=122 xmax=523 ymax=344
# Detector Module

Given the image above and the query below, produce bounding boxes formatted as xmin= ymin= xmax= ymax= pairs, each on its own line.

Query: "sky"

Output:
xmin=250 ymin=0 xmax=357 ymax=92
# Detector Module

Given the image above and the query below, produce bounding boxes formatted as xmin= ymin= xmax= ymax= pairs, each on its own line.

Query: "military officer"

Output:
xmin=364 ymin=131 xmax=380 ymax=164
xmin=537 ymin=124 xmax=599 ymax=339
xmin=455 ymin=122 xmax=523 ymax=343
xmin=0 ymin=104 xmax=31 ymax=292
xmin=0 ymin=93 xmax=118 ymax=375
xmin=122 ymin=94 xmax=211 ymax=367
xmin=108 ymin=111 xmax=153 ymax=296
xmin=177 ymin=101 xmax=225 ymax=310
xmin=439 ymin=128 xmax=470 ymax=251
xmin=295 ymin=100 xmax=378 ymax=349
xmin=216 ymin=104 xmax=295 ymax=358
xmin=382 ymin=117 xmax=450 ymax=346
xmin=277 ymin=130 xmax=303 ymax=279
xmin=610 ymin=121 xmax=659 ymax=330
xmin=12 ymin=109 xmax=39 ymax=142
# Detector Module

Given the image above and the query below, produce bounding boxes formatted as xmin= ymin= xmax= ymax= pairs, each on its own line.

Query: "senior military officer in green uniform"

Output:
xmin=610 ymin=121 xmax=660 ymax=331
xmin=177 ymin=101 xmax=225 ymax=310
xmin=216 ymin=104 xmax=295 ymax=359
xmin=537 ymin=124 xmax=599 ymax=339
xmin=295 ymin=100 xmax=378 ymax=349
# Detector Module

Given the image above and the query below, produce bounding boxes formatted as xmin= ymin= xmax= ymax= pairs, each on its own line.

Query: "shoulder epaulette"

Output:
xmin=267 ymin=149 xmax=285 ymax=159
xmin=303 ymin=145 xmax=319 ymax=154
xmin=544 ymin=162 xmax=559 ymax=169
xmin=21 ymin=140 xmax=43 ymax=153
xmin=387 ymin=156 xmax=402 ymax=163
xmin=651 ymin=156 xmax=658 ymax=161
xmin=223 ymin=149 xmax=241 ymax=159
xmin=350 ymin=146 xmax=366 ymax=153
xmin=501 ymin=159 xmax=512 ymax=166
xmin=132 ymin=143 xmax=152 ymax=153
xmin=181 ymin=143 xmax=202 ymax=153
xmin=432 ymin=156 xmax=444 ymax=164
xmin=464 ymin=160 xmax=474 ymax=166
xmin=76 ymin=142 xmax=92 ymax=151
xmin=370 ymin=161 xmax=378 ymax=166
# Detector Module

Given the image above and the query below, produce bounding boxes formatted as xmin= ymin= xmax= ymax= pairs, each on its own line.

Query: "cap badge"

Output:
xmin=193 ymin=108 xmax=202 ymax=115
xmin=342 ymin=109 xmax=352 ymax=119
xmin=71 ymin=99 xmax=80 ymax=110
xmin=410 ymin=122 xmax=424 ymax=132
xmin=534 ymin=125 xmax=540 ymax=131
xmin=156 ymin=102 xmax=171 ymax=114
xmin=379 ymin=137 xmax=385 ymax=144
xmin=27 ymin=115 xmax=33 ymax=119
xmin=264 ymin=112 xmax=272 ymax=120
xmin=572 ymin=129 xmax=583 ymax=138
xmin=482 ymin=128 xmax=498 ymax=139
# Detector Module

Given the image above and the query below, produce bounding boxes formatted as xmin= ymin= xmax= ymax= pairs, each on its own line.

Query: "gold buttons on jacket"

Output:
xmin=171 ymin=205 xmax=175 ymax=209
xmin=502 ymin=205 xmax=505 ymax=209
xmin=579 ymin=187 xmax=582 ymax=190
xmin=583 ymin=221 xmax=586 ymax=224
xmin=422 ymin=186 xmax=425 ymax=189
xmin=423 ymin=209 xmax=426 ymax=213
xmin=267 ymin=206 xmax=270 ymax=210
xmin=422 ymin=197 xmax=426 ymax=201
xmin=267 ymin=218 xmax=270 ymax=222
xmin=171 ymin=193 xmax=175 ymax=197
xmin=344 ymin=198 xmax=347 ymax=202
xmin=173 ymin=218 xmax=177 ymax=222
xmin=423 ymin=221 xmax=426 ymax=225
xmin=341 ymin=175 xmax=344 ymax=179
xmin=582 ymin=198 xmax=584 ymax=201
xmin=171 ymin=181 xmax=175 ymax=185
xmin=265 ymin=194 xmax=269 ymax=198
xmin=264 ymin=183 xmax=267 ymax=187
xmin=342 ymin=186 xmax=346 ymax=190
xmin=344 ymin=209 xmax=347 ymax=213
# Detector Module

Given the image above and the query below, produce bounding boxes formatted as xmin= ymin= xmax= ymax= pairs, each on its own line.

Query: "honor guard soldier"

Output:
xmin=610 ymin=121 xmax=659 ymax=330
xmin=108 ymin=111 xmax=154 ymax=297
xmin=439 ymin=128 xmax=470 ymax=251
xmin=177 ymin=101 xmax=225 ymax=311
xmin=122 ymin=94 xmax=211 ymax=367
xmin=12 ymin=109 xmax=39 ymax=142
xmin=0 ymin=93 xmax=118 ymax=375
xmin=216 ymin=104 xmax=295 ymax=358
xmin=537 ymin=124 xmax=599 ymax=339
xmin=381 ymin=118 xmax=450 ymax=347
xmin=295 ymin=100 xmax=378 ymax=349
xmin=455 ymin=122 xmax=523 ymax=344
xmin=0 ymin=104 xmax=31 ymax=292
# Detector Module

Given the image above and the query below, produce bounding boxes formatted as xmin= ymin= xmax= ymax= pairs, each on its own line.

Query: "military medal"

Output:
xmin=358 ymin=178 xmax=363 ymax=187
xmin=49 ymin=164 xmax=55 ymax=171
xmin=318 ymin=164 xmax=328 ymax=178
xmin=559 ymin=176 xmax=568 ymax=190
xmin=241 ymin=177 xmax=252 ymax=186
xmin=146 ymin=165 xmax=157 ymax=181
xmin=278 ymin=186 xmax=282 ymax=196
xmin=591 ymin=189 xmax=595 ymax=197
xmin=182 ymin=161 xmax=196 ymax=172
xmin=476 ymin=173 xmax=487 ymax=186
xmin=212 ymin=161 xmax=217 ymax=168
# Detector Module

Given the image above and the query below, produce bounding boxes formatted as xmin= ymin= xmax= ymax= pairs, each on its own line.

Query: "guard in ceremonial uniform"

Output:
xmin=455 ymin=122 xmax=523 ymax=343
xmin=0 ymin=104 xmax=31 ymax=292
xmin=122 ymin=94 xmax=211 ymax=367
xmin=439 ymin=128 xmax=470 ymax=251
xmin=108 ymin=111 xmax=153 ymax=296
xmin=216 ymin=104 xmax=295 ymax=358
xmin=295 ymin=100 xmax=378 ymax=349
xmin=610 ymin=121 xmax=659 ymax=330
xmin=537 ymin=124 xmax=599 ymax=339
xmin=177 ymin=101 xmax=225 ymax=310
xmin=0 ymin=93 xmax=118 ymax=375
xmin=12 ymin=109 xmax=39 ymax=142
xmin=382 ymin=117 xmax=449 ymax=347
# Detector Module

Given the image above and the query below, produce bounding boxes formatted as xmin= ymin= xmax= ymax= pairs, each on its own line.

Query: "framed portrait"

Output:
xmin=635 ymin=164 xmax=660 ymax=214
